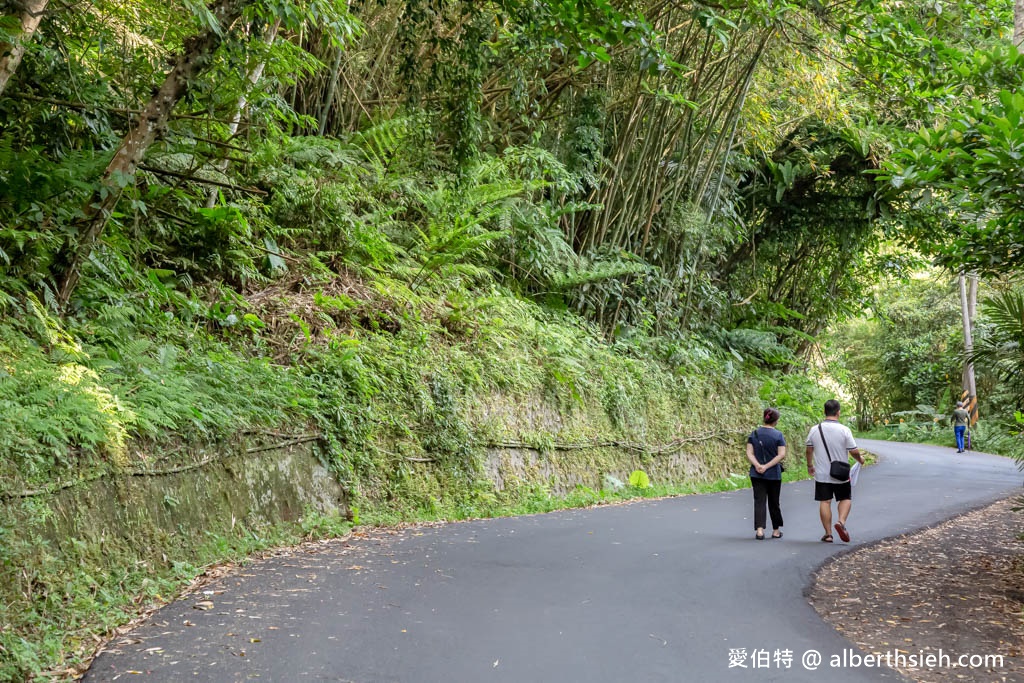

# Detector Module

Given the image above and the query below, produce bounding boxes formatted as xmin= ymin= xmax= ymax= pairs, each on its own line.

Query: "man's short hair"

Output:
xmin=956 ymin=401 xmax=964 ymax=407
xmin=824 ymin=399 xmax=841 ymax=417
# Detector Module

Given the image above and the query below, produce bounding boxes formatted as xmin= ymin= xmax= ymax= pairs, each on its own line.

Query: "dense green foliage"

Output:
xmin=1 ymin=0 xmax=1017 ymax=342
xmin=2 ymin=0 xmax=1024 ymax=678
xmin=0 ymin=0 xmax=904 ymax=337
xmin=831 ymin=276 xmax=964 ymax=423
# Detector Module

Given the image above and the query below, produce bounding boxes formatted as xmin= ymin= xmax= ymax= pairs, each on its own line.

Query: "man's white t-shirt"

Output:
xmin=805 ymin=420 xmax=858 ymax=483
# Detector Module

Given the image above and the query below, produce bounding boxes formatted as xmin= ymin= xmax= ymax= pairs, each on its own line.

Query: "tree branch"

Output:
xmin=139 ymin=164 xmax=266 ymax=195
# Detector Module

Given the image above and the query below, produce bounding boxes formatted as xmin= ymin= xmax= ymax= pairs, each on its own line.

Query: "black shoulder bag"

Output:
xmin=752 ymin=428 xmax=785 ymax=473
xmin=818 ymin=423 xmax=850 ymax=481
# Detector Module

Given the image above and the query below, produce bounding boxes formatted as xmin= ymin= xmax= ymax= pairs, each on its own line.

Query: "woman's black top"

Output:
xmin=748 ymin=426 xmax=786 ymax=481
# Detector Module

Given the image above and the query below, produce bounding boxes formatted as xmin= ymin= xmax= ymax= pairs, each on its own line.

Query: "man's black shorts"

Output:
xmin=814 ymin=481 xmax=852 ymax=501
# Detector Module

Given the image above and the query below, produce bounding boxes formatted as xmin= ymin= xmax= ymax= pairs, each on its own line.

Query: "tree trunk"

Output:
xmin=1015 ymin=0 xmax=1024 ymax=52
xmin=0 ymin=0 xmax=49 ymax=97
xmin=57 ymin=0 xmax=248 ymax=305
xmin=967 ymin=271 xmax=978 ymax=323
xmin=206 ymin=17 xmax=281 ymax=208
xmin=959 ymin=271 xmax=977 ymax=415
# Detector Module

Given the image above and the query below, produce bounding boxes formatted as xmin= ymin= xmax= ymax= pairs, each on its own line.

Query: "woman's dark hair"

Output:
xmin=763 ymin=407 xmax=780 ymax=425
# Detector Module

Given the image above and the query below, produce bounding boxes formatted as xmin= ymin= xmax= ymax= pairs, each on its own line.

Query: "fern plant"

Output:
xmin=407 ymin=169 xmax=524 ymax=291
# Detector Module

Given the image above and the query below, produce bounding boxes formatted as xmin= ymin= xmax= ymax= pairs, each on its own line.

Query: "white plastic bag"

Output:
xmin=849 ymin=461 xmax=862 ymax=487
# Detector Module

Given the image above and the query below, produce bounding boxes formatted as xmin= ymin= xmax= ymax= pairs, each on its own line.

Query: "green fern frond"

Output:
xmin=351 ymin=116 xmax=421 ymax=177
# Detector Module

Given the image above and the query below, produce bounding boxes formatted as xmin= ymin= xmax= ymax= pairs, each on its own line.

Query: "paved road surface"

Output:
xmin=84 ymin=440 xmax=1022 ymax=682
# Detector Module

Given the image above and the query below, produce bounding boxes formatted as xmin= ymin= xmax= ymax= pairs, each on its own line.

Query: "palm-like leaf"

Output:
xmin=971 ymin=291 xmax=1024 ymax=402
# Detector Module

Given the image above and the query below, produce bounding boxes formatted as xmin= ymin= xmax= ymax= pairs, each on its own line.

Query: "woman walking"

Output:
xmin=746 ymin=407 xmax=787 ymax=540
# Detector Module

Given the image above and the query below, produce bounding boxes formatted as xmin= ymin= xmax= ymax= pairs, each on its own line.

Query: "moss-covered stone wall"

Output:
xmin=47 ymin=448 xmax=340 ymax=549
xmin=0 ymin=443 xmax=345 ymax=681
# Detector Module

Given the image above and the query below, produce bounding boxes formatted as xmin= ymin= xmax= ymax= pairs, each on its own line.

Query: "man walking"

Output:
xmin=952 ymin=401 xmax=970 ymax=453
xmin=805 ymin=400 xmax=864 ymax=543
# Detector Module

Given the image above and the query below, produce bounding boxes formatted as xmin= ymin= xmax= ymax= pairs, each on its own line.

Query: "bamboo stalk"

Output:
xmin=206 ymin=18 xmax=281 ymax=207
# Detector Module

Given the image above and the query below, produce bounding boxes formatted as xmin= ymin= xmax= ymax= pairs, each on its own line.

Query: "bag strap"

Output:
xmin=817 ymin=423 xmax=834 ymax=463
xmin=752 ymin=428 xmax=768 ymax=465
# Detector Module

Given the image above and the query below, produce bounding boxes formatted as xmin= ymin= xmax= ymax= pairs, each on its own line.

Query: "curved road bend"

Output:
xmin=85 ymin=440 xmax=1021 ymax=682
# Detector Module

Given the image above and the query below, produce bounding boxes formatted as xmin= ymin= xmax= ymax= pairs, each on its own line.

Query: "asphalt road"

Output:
xmin=84 ymin=440 xmax=1022 ymax=682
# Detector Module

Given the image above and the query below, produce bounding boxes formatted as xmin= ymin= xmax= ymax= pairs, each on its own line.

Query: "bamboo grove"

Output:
xmin=1 ymin=0 xmax=1023 ymax=347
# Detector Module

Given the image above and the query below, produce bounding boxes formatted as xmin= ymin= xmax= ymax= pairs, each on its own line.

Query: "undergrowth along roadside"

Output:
xmin=855 ymin=420 xmax=1020 ymax=458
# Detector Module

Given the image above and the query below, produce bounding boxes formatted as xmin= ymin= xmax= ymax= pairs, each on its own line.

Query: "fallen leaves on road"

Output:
xmin=809 ymin=496 xmax=1024 ymax=683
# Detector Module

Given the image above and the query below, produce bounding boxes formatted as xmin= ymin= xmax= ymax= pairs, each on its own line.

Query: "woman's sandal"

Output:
xmin=772 ymin=531 xmax=783 ymax=539
xmin=755 ymin=531 xmax=765 ymax=540
xmin=820 ymin=534 xmax=833 ymax=543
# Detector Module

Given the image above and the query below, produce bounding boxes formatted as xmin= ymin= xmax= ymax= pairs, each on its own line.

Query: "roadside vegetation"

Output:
xmin=1 ymin=0 xmax=1023 ymax=679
